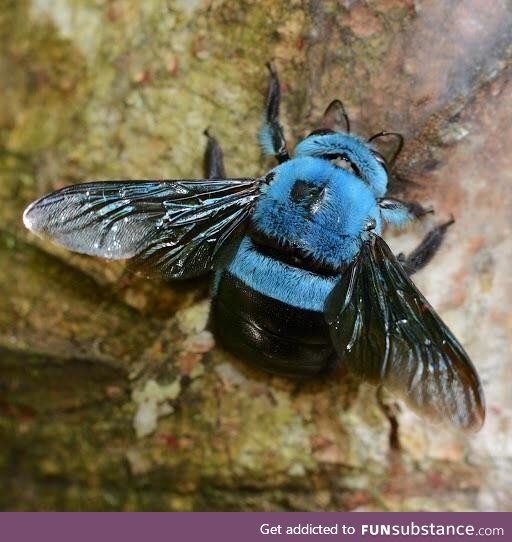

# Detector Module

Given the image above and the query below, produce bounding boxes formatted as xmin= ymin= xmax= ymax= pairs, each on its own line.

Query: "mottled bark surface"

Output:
xmin=1 ymin=0 xmax=511 ymax=511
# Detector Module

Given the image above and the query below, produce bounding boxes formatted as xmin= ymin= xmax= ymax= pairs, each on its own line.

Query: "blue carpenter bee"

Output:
xmin=23 ymin=64 xmax=485 ymax=431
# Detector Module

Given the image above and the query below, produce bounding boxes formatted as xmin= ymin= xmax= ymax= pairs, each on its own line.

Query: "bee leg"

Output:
xmin=376 ymin=386 xmax=401 ymax=451
xmin=258 ymin=62 xmax=289 ymax=163
xmin=203 ymin=129 xmax=226 ymax=179
xmin=378 ymin=197 xmax=433 ymax=228
xmin=398 ymin=217 xmax=455 ymax=276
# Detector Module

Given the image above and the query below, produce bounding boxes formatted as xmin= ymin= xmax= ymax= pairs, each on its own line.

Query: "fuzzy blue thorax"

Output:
xmin=294 ymin=133 xmax=388 ymax=198
xmin=250 ymin=156 xmax=382 ymax=271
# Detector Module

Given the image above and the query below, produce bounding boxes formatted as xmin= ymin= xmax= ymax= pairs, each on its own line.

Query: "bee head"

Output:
xmin=294 ymin=132 xmax=389 ymax=198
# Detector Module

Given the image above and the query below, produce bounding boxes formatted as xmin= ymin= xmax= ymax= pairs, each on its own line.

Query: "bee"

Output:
xmin=23 ymin=64 xmax=485 ymax=431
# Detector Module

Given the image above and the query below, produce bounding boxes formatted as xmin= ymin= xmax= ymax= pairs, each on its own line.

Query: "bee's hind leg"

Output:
xmin=397 ymin=217 xmax=455 ymax=276
xmin=259 ymin=62 xmax=289 ymax=164
xmin=203 ymin=129 xmax=226 ymax=179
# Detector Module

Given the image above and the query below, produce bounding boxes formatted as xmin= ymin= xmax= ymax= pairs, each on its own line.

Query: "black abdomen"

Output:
xmin=210 ymin=271 xmax=336 ymax=378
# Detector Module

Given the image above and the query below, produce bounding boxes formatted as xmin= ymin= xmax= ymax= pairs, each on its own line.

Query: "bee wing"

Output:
xmin=23 ymin=178 xmax=261 ymax=279
xmin=325 ymin=235 xmax=485 ymax=431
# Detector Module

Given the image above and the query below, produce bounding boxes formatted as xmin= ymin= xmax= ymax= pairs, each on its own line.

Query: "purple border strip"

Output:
xmin=0 ymin=512 xmax=510 ymax=542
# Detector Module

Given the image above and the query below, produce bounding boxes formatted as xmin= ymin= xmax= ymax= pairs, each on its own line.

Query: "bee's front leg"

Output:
xmin=378 ymin=197 xmax=433 ymax=227
xmin=258 ymin=62 xmax=289 ymax=164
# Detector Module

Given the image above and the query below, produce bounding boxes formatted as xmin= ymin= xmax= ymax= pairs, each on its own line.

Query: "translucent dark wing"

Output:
xmin=23 ymin=179 xmax=261 ymax=279
xmin=325 ymin=235 xmax=485 ymax=431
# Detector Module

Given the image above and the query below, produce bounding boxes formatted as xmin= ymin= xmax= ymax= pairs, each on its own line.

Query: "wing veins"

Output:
xmin=326 ymin=234 xmax=485 ymax=430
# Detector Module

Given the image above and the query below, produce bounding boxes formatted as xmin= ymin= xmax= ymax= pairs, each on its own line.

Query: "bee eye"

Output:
xmin=328 ymin=154 xmax=360 ymax=178
xmin=371 ymin=151 xmax=389 ymax=175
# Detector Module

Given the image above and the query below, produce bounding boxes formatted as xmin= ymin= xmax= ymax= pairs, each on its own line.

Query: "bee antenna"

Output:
xmin=322 ymin=99 xmax=351 ymax=133
xmin=367 ymin=131 xmax=404 ymax=166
